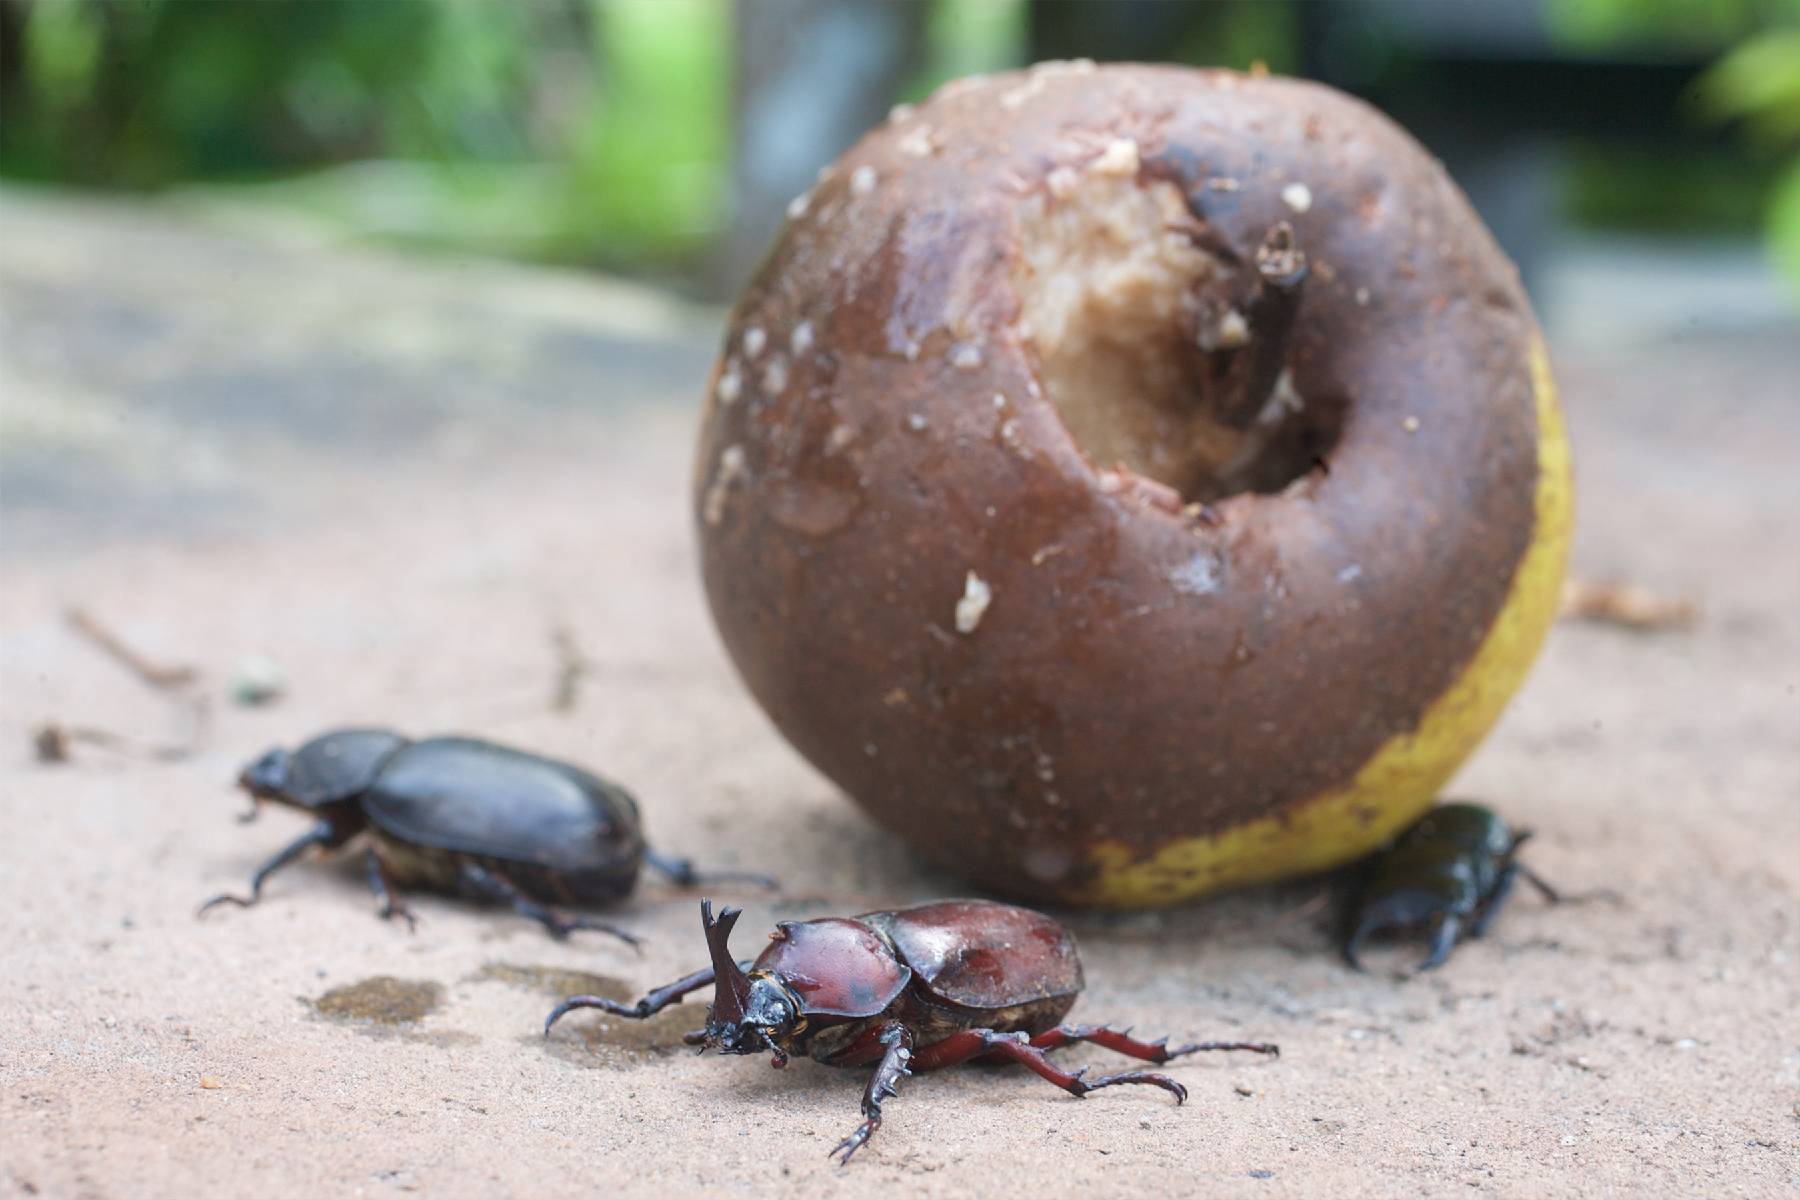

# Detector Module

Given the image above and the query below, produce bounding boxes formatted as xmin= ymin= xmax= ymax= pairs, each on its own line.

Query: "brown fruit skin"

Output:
xmin=694 ymin=65 xmax=1552 ymax=904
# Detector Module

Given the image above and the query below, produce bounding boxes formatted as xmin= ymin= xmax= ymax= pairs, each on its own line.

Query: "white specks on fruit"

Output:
xmin=905 ymin=412 xmax=929 ymax=433
xmin=1207 ymin=176 xmax=1242 ymax=192
xmin=898 ymin=125 xmax=935 ymax=158
xmin=955 ymin=571 xmax=992 ymax=634
xmin=949 ymin=342 xmax=983 ymax=371
xmin=1282 ymin=182 xmax=1313 ymax=213
xmin=823 ymin=423 xmax=856 ymax=456
xmin=790 ymin=321 xmax=814 ymax=355
xmin=1089 ymin=138 xmax=1140 ymax=177
xmin=703 ymin=445 xmax=748 ymax=526
xmin=1402 ymin=415 xmax=1421 ymax=433
xmin=742 ymin=327 xmax=767 ymax=359
xmin=1169 ymin=549 xmax=1224 ymax=596
xmin=715 ymin=366 xmax=742 ymax=406
xmin=786 ymin=190 xmax=812 ymax=220
xmin=1000 ymin=75 xmax=1047 ymax=110
xmin=882 ymin=687 xmax=909 ymax=708
xmin=1337 ymin=563 xmax=1364 ymax=584
xmin=850 ymin=165 xmax=878 ymax=197
xmin=761 ymin=355 xmax=789 ymax=395
xmin=887 ymin=102 xmax=914 ymax=123
xmin=1355 ymin=286 xmax=1371 ymax=307
xmin=993 ymin=393 xmax=1007 ymax=409
xmin=1046 ymin=167 xmax=1079 ymax=200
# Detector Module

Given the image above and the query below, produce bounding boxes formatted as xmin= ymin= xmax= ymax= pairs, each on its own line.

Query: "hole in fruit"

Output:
xmin=1011 ymin=171 xmax=1344 ymax=502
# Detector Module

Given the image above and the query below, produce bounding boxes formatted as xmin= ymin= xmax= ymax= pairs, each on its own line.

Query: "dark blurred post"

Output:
xmin=1026 ymin=0 xmax=1202 ymax=63
xmin=718 ymin=0 xmax=925 ymax=297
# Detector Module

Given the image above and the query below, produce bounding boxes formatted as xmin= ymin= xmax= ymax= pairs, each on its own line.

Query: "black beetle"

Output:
xmin=546 ymin=898 xmax=1279 ymax=1163
xmin=197 ymin=728 xmax=773 ymax=943
xmin=1343 ymin=802 xmax=1560 ymax=971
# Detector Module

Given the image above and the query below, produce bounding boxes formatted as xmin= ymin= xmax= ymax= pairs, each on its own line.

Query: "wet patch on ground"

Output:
xmin=538 ymin=1002 xmax=702 ymax=1069
xmin=304 ymin=976 xmax=472 ymax=1044
xmin=468 ymin=961 xmax=632 ymax=1001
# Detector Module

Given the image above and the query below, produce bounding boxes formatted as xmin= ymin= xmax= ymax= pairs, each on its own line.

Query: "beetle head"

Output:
xmin=699 ymin=900 xmax=801 ymax=1066
xmin=236 ymin=747 xmax=295 ymax=819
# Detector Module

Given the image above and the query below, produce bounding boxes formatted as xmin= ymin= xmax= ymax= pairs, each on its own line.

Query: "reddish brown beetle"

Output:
xmin=546 ymin=899 xmax=1278 ymax=1163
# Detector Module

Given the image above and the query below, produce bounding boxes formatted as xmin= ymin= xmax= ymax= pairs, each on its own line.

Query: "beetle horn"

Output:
xmin=700 ymin=899 xmax=753 ymax=1026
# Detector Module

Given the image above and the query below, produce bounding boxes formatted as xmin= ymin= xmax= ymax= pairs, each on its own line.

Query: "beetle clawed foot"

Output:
xmin=1070 ymin=1067 xmax=1189 ymax=1105
xmin=1165 ymin=1039 xmax=1282 ymax=1060
xmin=378 ymin=903 xmax=418 ymax=933
xmin=547 ymin=915 xmax=643 ymax=951
xmin=195 ymin=892 xmax=255 ymax=918
xmin=829 ymin=1117 xmax=879 ymax=1166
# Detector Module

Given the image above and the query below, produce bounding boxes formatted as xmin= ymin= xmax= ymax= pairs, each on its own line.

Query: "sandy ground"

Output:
xmin=2 ymin=191 xmax=1797 ymax=1199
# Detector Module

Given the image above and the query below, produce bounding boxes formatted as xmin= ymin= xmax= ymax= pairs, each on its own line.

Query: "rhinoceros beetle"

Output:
xmin=546 ymin=899 xmax=1279 ymax=1163
xmin=197 ymin=728 xmax=774 ymax=943
xmin=1343 ymin=802 xmax=1560 ymax=971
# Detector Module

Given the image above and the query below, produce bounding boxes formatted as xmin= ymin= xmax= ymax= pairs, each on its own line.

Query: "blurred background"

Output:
xmin=2 ymin=0 xmax=1796 ymax=345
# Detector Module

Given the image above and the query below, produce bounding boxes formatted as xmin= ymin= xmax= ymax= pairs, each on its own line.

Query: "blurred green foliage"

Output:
xmin=1546 ymin=0 xmax=1780 ymax=50
xmin=0 ymin=0 xmax=1792 ymax=287
xmin=1692 ymin=26 xmax=1800 ymax=288
xmin=0 ymin=0 xmax=727 ymax=272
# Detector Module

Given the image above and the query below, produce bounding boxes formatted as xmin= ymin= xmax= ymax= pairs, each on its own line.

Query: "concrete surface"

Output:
xmin=1 ymin=190 xmax=1797 ymax=1198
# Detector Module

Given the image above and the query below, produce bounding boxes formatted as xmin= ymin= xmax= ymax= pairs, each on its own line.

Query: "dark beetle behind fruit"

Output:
xmin=1344 ymin=802 xmax=1560 ymax=971
xmin=198 ymin=728 xmax=774 ymax=942
xmin=546 ymin=898 xmax=1278 ymax=1164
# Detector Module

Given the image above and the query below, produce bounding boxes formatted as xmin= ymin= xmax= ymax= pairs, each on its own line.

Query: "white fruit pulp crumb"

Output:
xmin=1281 ymin=182 xmax=1313 ymax=212
xmin=1089 ymin=138 xmax=1140 ymax=177
xmin=955 ymin=571 xmax=993 ymax=634
xmin=850 ymin=165 xmax=878 ymax=196
xmin=742 ymin=327 xmax=766 ymax=358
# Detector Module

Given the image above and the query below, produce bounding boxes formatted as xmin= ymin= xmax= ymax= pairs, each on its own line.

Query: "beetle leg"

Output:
xmin=196 ymin=821 xmax=339 ymax=917
xmin=642 ymin=848 xmax=779 ymax=892
xmin=913 ymin=1029 xmax=1187 ymax=1104
xmin=1032 ymin=1024 xmax=1278 ymax=1061
xmin=457 ymin=861 xmax=642 ymax=947
xmin=1343 ymin=889 xmax=1444 ymax=971
xmin=544 ymin=965 xmax=715 ymax=1035
xmin=830 ymin=1023 xmax=914 ymax=1166
xmin=363 ymin=848 xmax=416 ymax=932
xmin=1417 ymin=912 xmax=1464 ymax=972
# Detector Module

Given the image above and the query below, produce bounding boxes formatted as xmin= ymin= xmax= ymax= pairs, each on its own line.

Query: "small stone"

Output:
xmin=230 ymin=655 xmax=285 ymax=707
xmin=200 ymin=1075 xmax=225 ymax=1090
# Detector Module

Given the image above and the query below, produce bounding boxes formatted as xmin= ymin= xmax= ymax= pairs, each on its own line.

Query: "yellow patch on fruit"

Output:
xmin=1075 ymin=340 xmax=1574 ymax=908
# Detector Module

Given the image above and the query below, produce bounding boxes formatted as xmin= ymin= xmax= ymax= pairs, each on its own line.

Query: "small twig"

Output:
xmin=1217 ymin=221 xmax=1309 ymax=430
xmin=65 ymin=608 xmax=197 ymax=690
xmin=549 ymin=623 xmax=591 ymax=713
xmin=1559 ymin=580 xmax=1698 ymax=632
xmin=47 ymin=607 xmax=210 ymax=764
xmin=32 ymin=721 xmax=200 ymax=764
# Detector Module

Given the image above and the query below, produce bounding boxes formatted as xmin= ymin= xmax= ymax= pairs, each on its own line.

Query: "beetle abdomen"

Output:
xmin=361 ymin=737 xmax=644 ymax=873
xmin=867 ymin=900 xmax=1084 ymax=1011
